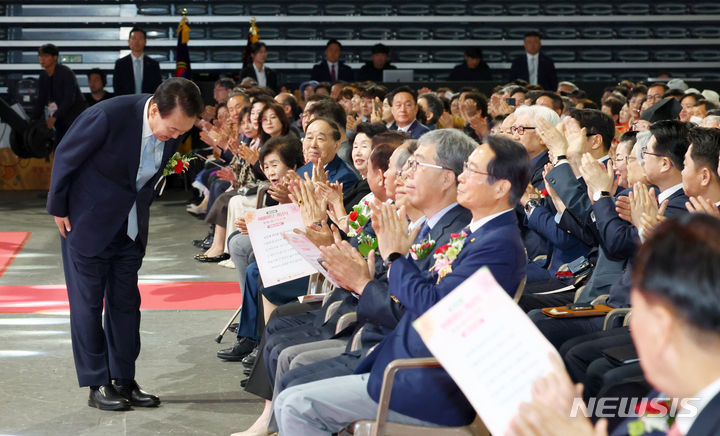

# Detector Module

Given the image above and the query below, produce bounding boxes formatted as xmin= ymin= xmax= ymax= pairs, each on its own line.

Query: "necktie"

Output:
xmin=134 ymin=58 xmax=142 ymax=94
xmin=127 ymin=135 xmax=163 ymax=240
xmin=330 ymin=63 xmax=336 ymax=82
xmin=529 ymin=56 xmax=537 ymax=85
xmin=414 ymin=222 xmax=431 ymax=244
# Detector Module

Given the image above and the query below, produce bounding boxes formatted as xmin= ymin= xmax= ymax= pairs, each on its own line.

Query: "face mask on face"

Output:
xmin=689 ymin=116 xmax=703 ymax=125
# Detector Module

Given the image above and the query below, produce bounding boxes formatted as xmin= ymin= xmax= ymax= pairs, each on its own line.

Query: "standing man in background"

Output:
xmin=311 ymin=39 xmax=354 ymax=83
xmin=113 ymin=27 xmax=163 ymax=95
xmin=47 ymin=78 xmax=203 ymax=411
xmin=34 ymin=43 xmax=87 ymax=142
xmin=508 ymin=31 xmax=557 ymax=91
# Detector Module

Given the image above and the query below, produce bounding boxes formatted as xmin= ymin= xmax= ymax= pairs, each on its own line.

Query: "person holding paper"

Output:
xmin=273 ymin=135 xmax=532 ymax=433
xmin=507 ymin=214 xmax=720 ymax=436
xmin=267 ymin=129 xmax=475 ymax=420
xmin=218 ymin=117 xmax=359 ymax=362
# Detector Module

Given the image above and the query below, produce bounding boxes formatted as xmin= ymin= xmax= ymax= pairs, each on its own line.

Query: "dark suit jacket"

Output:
xmin=356 ymin=205 xmax=473 ymax=331
xmin=34 ymin=64 xmax=88 ymax=131
xmin=527 ymin=205 xmax=592 ymax=274
xmin=357 ymin=61 xmax=397 ymax=82
xmin=611 ymin=389 xmax=720 ymax=436
xmin=46 ymin=94 xmax=186 ymax=257
xmin=296 ymin=155 xmax=359 ymax=195
xmin=240 ymin=64 xmax=279 ymax=92
xmin=356 ymin=210 xmax=526 ymax=426
xmin=310 ymin=59 xmax=354 ymax=82
xmin=113 ymin=54 xmax=163 ymax=95
xmin=509 ymin=52 xmax=558 ymax=91
xmin=388 ymin=119 xmax=430 ymax=140
xmin=448 ymin=62 xmax=492 ymax=81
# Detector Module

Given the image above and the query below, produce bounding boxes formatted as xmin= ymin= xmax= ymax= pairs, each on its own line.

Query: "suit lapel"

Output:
xmin=128 ymin=96 xmax=147 ymax=190
xmin=688 ymin=391 xmax=720 ymax=436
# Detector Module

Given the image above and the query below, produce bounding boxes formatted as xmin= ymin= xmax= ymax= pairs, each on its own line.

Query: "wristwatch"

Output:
xmin=383 ymin=252 xmax=403 ymax=268
xmin=524 ymin=199 xmax=541 ymax=215
xmin=553 ymin=155 xmax=568 ymax=164
xmin=592 ymin=191 xmax=611 ymax=202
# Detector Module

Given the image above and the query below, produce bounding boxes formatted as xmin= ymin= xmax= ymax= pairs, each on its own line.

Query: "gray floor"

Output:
xmin=0 ymin=189 xmax=263 ymax=436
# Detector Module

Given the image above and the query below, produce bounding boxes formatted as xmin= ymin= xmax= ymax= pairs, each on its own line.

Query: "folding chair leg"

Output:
xmin=215 ymin=304 xmax=242 ymax=343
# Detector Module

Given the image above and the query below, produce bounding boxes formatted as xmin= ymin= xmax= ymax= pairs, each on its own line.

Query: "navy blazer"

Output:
xmin=356 ymin=210 xmax=526 ymax=426
xmin=47 ymin=94 xmax=186 ymax=257
xmin=357 ymin=205 xmax=473 ymax=330
xmin=388 ymin=120 xmax=431 ymax=140
xmin=527 ymin=205 xmax=592 ymax=274
xmin=508 ymin=52 xmax=558 ymax=92
xmin=310 ymin=59 xmax=354 ymax=83
xmin=296 ymin=155 xmax=359 ymax=195
xmin=113 ymin=54 xmax=163 ymax=95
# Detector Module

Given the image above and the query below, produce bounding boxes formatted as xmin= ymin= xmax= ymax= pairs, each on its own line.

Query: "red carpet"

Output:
xmin=0 ymin=232 xmax=31 ymax=277
xmin=0 ymin=282 xmax=242 ymax=314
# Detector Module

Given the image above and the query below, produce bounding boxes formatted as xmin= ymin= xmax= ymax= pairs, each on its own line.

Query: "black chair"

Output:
xmin=543 ymin=3 xmax=578 ymax=15
xmin=287 ymin=4 xmax=319 ymax=15
xmin=470 ymin=28 xmax=504 ymax=39
xmin=616 ymin=3 xmax=650 ymax=14
xmin=616 ymin=49 xmax=649 ymax=62
xmin=616 ymin=27 xmax=651 ymax=39
xmin=285 ymin=28 xmax=318 ymax=39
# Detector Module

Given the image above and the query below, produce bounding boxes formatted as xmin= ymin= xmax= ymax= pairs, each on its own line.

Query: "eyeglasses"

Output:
xmin=462 ymin=162 xmax=492 ymax=177
xmin=405 ymin=158 xmax=453 ymax=174
xmin=641 ymin=147 xmax=665 ymax=159
xmin=510 ymin=126 xmax=536 ymax=135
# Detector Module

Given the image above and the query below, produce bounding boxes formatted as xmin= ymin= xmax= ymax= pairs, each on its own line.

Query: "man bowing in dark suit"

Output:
xmin=509 ymin=31 xmax=558 ymax=92
xmin=47 ymin=77 xmax=203 ymax=410
xmin=113 ymin=27 xmax=163 ymax=95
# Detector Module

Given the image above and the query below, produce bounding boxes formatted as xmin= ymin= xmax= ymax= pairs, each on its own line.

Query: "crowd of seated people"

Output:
xmin=160 ymin=56 xmax=720 ymax=434
xmin=33 ymin=27 xmax=720 ymax=435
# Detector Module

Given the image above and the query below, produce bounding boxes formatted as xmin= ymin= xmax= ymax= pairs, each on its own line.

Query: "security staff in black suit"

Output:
xmin=310 ymin=39 xmax=354 ymax=83
xmin=240 ymin=42 xmax=279 ymax=92
xmin=508 ymin=31 xmax=558 ymax=91
xmin=113 ymin=27 xmax=163 ymax=95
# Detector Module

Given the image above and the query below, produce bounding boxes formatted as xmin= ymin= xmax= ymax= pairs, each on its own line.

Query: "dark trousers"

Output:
xmin=560 ymin=327 xmax=631 ymax=384
xmin=244 ymin=303 xmax=319 ymax=399
xmin=263 ymin=324 xmax=326 ymax=386
xmin=61 ymin=229 xmax=144 ymax=387
xmin=530 ymin=310 xmax=606 ymax=349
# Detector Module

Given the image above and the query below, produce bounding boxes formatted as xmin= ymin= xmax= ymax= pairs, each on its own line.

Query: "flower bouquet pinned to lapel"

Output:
xmin=154 ymin=151 xmax=196 ymax=195
xmin=430 ymin=231 xmax=468 ymax=283
xmin=410 ymin=237 xmax=435 ymax=260
xmin=347 ymin=201 xmax=378 ymax=257
xmin=627 ymin=398 xmax=677 ymax=436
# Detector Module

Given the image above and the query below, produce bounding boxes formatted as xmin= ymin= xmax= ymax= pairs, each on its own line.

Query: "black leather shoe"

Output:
xmin=240 ymin=378 xmax=248 ymax=388
xmin=193 ymin=234 xmax=213 ymax=249
xmin=217 ymin=337 xmax=257 ymax=361
xmin=113 ymin=380 xmax=161 ymax=407
xmin=195 ymin=253 xmax=230 ymax=263
xmin=242 ymin=347 xmax=259 ymax=368
xmin=228 ymin=323 xmax=238 ymax=333
xmin=88 ymin=384 xmax=131 ymax=411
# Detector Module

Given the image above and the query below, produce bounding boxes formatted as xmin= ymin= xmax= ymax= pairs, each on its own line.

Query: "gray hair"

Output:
xmin=634 ymin=130 xmax=653 ymax=164
xmin=514 ymin=104 xmax=561 ymax=126
xmin=558 ymin=81 xmax=578 ymax=91
xmin=418 ymin=129 xmax=477 ymax=178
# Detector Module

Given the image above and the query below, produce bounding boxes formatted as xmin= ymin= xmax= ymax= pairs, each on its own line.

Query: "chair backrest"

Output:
xmin=350 ymin=325 xmax=365 ymax=352
xmin=513 ymin=275 xmax=527 ymax=304
xmin=324 ymin=300 xmax=343 ymax=323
